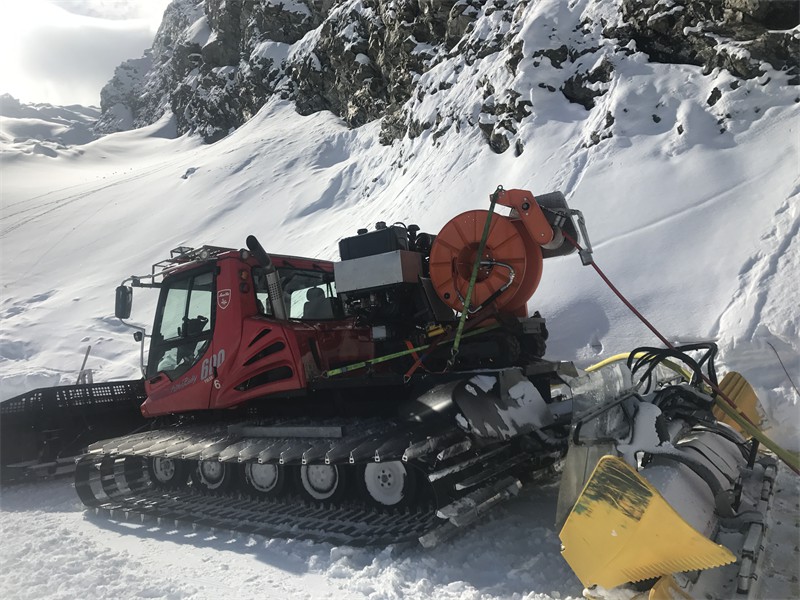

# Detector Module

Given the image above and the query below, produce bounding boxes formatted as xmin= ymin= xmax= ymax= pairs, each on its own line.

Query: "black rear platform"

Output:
xmin=1 ymin=379 xmax=147 ymax=483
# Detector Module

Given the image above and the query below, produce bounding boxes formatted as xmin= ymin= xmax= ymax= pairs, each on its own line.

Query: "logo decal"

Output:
xmin=217 ymin=289 xmax=231 ymax=310
xmin=170 ymin=375 xmax=197 ymax=394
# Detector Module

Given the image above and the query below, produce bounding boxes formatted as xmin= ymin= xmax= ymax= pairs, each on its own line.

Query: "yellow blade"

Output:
xmin=713 ymin=371 xmax=762 ymax=435
xmin=559 ymin=456 xmax=736 ymax=589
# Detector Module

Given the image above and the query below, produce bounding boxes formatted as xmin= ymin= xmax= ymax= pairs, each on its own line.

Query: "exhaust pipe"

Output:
xmin=246 ymin=235 xmax=287 ymax=320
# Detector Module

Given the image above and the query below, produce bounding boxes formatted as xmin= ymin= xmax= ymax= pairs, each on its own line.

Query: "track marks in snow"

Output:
xmin=708 ymin=190 xmax=800 ymax=452
xmin=742 ymin=212 xmax=799 ymax=342
xmin=711 ymin=194 xmax=800 ymax=342
xmin=551 ymin=143 xmax=591 ymax=200
xmin=594 ymin=171 xmax=765 ymax=251
xmin=0 ymin=161 xmax=179 ymax=237
xmin=0 ymin=484 xmax=197 ymax=600
xmin=1 ymin=290 xmax=57 ymax=319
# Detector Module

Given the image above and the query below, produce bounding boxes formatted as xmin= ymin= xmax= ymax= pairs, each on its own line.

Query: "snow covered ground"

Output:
xmin=1 ymin=0 xmax=799 ymax=597
xmin=0 ymin=466 xmax=797 ymax=600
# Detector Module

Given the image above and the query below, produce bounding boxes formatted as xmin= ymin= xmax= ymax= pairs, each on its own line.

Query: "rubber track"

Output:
xmin=75 ymin=419 xmax=560 ymax=545
xmin=76 ymin=454 xmax=441 ymax=546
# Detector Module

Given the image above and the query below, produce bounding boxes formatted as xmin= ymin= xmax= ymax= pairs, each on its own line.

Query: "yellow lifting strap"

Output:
xmin=713 ymin=371 xmax=763 ymax=434
xmin=559 ymin=456 xmax=736 ymax=590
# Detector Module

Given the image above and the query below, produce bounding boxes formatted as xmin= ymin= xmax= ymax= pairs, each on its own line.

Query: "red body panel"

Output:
xmin=143 ymin=358 xmax=211 ymax=417
xmin=141 ymin=252 xmax=375 ymax=417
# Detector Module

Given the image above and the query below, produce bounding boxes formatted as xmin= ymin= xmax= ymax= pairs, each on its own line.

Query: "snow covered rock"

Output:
xmin=95 ymin=55 xmax=154 ymax=133
xmin=610 ymin=0 xmax=800 ymax=82
xmin=93 ymin=0 xmax=799 ymax=148
xmin=94 ymin=0 xmax=205 ymax=136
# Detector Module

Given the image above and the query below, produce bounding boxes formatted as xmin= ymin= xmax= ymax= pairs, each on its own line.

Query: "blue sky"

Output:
xmin=0 ymin=1 xmax=170 ymax=106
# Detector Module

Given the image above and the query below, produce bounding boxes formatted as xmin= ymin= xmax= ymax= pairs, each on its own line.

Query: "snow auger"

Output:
xmin=555 ymin=344 xmax=783 ymax=599
xmin=70 ymin=187 xmax=590 ymax=544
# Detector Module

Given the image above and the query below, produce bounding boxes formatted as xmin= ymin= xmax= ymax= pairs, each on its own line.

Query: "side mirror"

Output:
xmin=115 ymin=285 xmax=133 ymax=319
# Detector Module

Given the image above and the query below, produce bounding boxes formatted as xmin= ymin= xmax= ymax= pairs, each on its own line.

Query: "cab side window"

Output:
xmin=252 ymin=268 xmax=272 ymax=316
xmin=252 ymin=266 xmax=339 ymax=320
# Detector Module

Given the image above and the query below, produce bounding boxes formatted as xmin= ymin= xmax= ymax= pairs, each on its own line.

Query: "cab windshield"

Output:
xmin=147 ymin=268 xmax=214 ymax=379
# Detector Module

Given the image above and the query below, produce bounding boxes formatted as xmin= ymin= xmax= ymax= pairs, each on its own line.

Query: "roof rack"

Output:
xmin=151 ymin=245 xmax=235 ymax=276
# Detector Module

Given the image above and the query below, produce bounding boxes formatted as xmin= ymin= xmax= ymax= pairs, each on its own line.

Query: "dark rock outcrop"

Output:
xmin=95 ymin=0 xmax=799 ymax=149
xmin=609 ymin=0 xmax=799 ymax=81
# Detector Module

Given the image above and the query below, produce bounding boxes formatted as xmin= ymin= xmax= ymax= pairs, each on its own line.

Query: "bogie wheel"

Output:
xmin=297 ymin=464 xmax=348 ymax=502
xmin=148 ymin=457 xmax=190 ymax=489
xmin=361 ymin=461 xmax=417 ymax=508
xmin=241 ymin=462 xmax=287 ymax=497
xmin=191 ymin=460 xmax=235 ymax=492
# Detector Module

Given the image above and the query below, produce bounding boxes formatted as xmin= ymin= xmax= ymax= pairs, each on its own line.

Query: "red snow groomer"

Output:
xmin=2 ymin=187 xmax=783 ymax=599
xmin=19 ymin=187 xmax=581 ymax=552
xmin=77 ymin=188 xmax=583 ymax=527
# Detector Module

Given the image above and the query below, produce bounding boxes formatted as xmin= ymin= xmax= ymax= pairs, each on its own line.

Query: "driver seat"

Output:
xmin=302 ymin=287 xmax=334 ymax=319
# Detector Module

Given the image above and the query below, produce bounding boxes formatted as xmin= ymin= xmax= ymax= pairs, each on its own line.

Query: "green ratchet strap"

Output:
xmin=322 ymin=324 xmax=500 ymax=378
xmin=450 ymin=186 xmax=501 ymax=363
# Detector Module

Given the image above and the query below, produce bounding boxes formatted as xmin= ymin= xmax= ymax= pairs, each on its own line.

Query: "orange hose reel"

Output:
xmin=429 ymin=189 xmax=554 ymax=317
xmin=429 ymin=210 xmax=542 ymax=316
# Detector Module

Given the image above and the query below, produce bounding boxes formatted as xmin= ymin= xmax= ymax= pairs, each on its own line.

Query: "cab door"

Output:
xmin=141 ymin=267 xmax=216 ymax=416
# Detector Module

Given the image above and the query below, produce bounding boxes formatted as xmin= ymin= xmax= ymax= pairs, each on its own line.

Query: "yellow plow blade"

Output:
xmin=559 ymin=456 xmax=736 ymax=589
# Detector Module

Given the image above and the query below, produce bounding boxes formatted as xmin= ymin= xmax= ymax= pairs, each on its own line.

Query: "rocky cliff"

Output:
xmin=95 ymin=0 xmax=799 ymax=149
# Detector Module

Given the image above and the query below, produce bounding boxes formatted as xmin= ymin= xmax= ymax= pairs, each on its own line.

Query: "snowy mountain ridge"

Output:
xmin=0 ymin=94 xmax=101 ymax=156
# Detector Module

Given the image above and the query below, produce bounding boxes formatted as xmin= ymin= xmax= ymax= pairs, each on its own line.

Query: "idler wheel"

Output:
xmin=191 ymin=459 xmax=235 ymax=492
xmin=298 ymin=464 xmax=347 ymax=502
xmin=242 ymin=462 xmax=287 ymax=497
xmin=429 ymin=210 xmax=543 ymax=314
xmin=362 ymin=461 xmax=417 ymax=508
xmin=148 ymin=457 xmax=189 ymax=489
